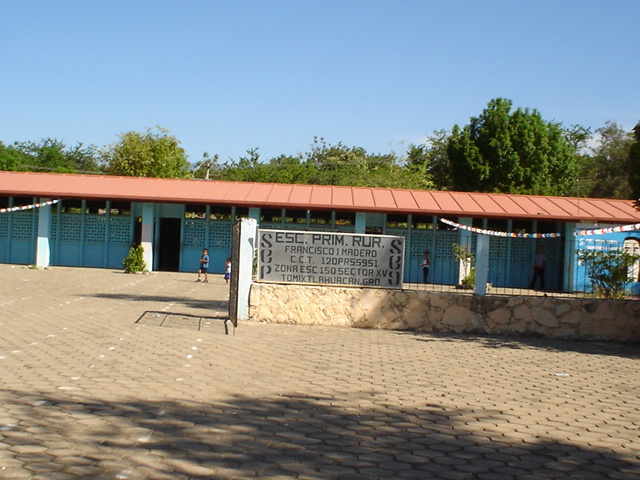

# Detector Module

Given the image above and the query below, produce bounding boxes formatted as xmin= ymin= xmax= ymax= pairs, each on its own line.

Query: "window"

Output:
xmin=109 ymin=202 xmax=131 ymax=216
xmin=412 ymin=215 xmax=434 ymax=230
xmin=185 ymin=204 xmax=207 ymax=219
xmin=209 ymin=206 xmax=232 ymax=221
xmin=437 ymin=217 xmax=455 ymax=230
xmin=309 ymin=210 xmax=331 ymax=225
xmin=285 ymin=209 xmax=307 ymax=225
xmin=260 ymin=208 xmax=283 ymax=224
xmin=12 ymin=197 xmax=34 ymax=207
xmin=387 ymin=214 xmax=408 ymax=229
xmin=234 ymin=207 xmax=249 ymax=219
xmin=86 ymin=201 xmax=106 ymax=215
xmin=335 ymin=211 xmax=355 ymax=226
xmin=487 ymin=219 xmax=508 ymax=231
xmin=60 ymin=199 xmax=83 ymax=214
xmin=537 ymin=221 xmax=558 ymax=234
xmin=472 ymin=218 xmax=485 ymax=228
xmin=512 ymin=220 xmax=532 ymax=234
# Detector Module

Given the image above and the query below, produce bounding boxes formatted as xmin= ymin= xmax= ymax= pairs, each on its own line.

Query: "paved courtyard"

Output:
xmin=0 ymin=264 xmax=638 ymax=479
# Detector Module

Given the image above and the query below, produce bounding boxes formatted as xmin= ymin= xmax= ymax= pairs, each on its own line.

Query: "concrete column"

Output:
xmin=474 ymin=234 xmax=490 ymax=296
xmin=35 ymin=198 xmax=52 ymax=268
xmin=563 ymin=223 xmax=576 ymax=292
xmin=229 ymin=218 xmax=257 ymax=326
xmin=141 ymin=203 xmax=154 ymax=271
xmin=248 ymin=207 xmax=260 ymax=223
xmin=355 ymin=212 xmax=366 ymax=233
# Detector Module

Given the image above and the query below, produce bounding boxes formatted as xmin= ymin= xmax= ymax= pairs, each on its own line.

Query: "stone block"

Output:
xmin=430 ymin=294 xmax=450 ymax=309
xmin=403 ymin=308 xmax=427 ymax=330
xmin=555 ymin=301 xmax=573 ymax=316
xmin=441 ymin=305 xmax=472 ymax=328
xmin=488 ymin=308 xmax=512 ymax=326
xmin=532 ymin=306 xmax=559 ymax=329
xmin=559 ymin=309 xmax=582 ymax=326
xmin=513 ymin=304 xmax=534 ymax=323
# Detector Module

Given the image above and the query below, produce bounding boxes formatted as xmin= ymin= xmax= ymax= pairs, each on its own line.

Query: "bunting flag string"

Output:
xmin=438 ymin=218 xmax=562 ymax=238
xmin=0 ymin=199 xmax=59 ymax=214
xmin=574 ymin=223 xmax=640 ymax=236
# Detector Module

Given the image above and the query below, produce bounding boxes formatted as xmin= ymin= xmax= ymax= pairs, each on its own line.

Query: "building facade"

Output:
xmin=2 ymin=171 xmax=640 ymax=294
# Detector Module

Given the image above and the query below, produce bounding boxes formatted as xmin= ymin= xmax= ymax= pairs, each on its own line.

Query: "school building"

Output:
xmin=2 ymin=170 xmax=640 ymax=294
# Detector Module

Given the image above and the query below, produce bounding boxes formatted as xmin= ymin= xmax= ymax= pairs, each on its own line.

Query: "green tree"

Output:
xmin=0 ymin=141 xmax=29 ymax=171
xmin=302 ymin=137 xmax=433 ymax=189
xmin=214 ymin=138 xmax=433 ymax=189
xmin=303 ymin=138 xmax=369 ymax=186
xmin=586 ymin=121 xmax=634 ymax=199
xmin=193 ymin=152 xmax=222 ymax=180
xmin=563 ymin=124 xmax=592 ymax=153
xmin=406 ymin=130 xmax=451 ymax=190
xmin=102 ymin=127 xmax=191 ymax=178
xmin=4 ymin=138 xmax=100 ymax=173
xmin=562 ymin=124 xmax=595 ymax=198
xmin=265 ymin=155 xmax=312 ymax=184
xmin=447 ymin=98 xmax=579 ymax=195
xmin=220 ymin=148 xmax=270 ymax=182
xmin=23 ymin=138 xmax=71 ymax=172
xmin=67 ymin=142 xmax=100 ymax=173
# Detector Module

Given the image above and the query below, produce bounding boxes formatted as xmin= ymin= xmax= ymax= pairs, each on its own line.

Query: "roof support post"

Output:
xmin=355 ymin=212 xmax=366 ymax=233
xmin=248 ymin=207 xmax=260 ymax=223
xmin=563 ymin=223 xmax=576 ymax=292
xmin=35 ymin=198 xmax=51 ymax=268
xmin=474 ymin=234 xmax=490 ymax=296
xmin=141 ymin=203 xmax=154 ymax=272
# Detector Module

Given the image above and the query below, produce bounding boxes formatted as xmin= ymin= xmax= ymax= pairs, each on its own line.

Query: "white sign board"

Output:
xmin=258 ymin=229 xmax=404 ymax=289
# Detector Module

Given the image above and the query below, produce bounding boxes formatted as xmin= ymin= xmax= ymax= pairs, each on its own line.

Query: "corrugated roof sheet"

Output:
xmin=1 ymin=171 xmax=639 ymax=223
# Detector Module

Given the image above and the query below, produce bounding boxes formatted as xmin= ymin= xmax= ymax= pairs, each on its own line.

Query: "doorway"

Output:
xmin=158 ymin=218 xmax=181 ymax=271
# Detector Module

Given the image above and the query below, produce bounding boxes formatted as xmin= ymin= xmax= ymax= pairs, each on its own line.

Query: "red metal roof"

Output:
xmin=1 ymin=170 xmax=639 ymax=223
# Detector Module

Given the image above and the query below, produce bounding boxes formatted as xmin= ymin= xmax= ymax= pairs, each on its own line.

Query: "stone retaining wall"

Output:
xmin=249 ymin=283 xmax=640 ymax=341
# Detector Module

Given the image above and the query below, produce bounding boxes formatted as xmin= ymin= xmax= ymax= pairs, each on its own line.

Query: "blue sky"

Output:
xmin=2 ymin=1 xmax=639 ymax=165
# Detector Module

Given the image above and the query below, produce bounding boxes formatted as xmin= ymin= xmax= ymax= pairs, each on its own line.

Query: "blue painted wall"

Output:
xmin=573 ymin=230 xmax=640 ymax=295
xmin=4 ymin=195 xmax=638 ymax=295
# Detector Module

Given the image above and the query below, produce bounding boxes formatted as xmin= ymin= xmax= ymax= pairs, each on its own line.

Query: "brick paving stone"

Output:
xmin=1 ymin=265 xmax=639 ymax=480
xmin=609 ymin=472 xmax=640 ymax=480
xmin=33 ymin=473 xmax=77 ymax=480
xmin=0 ymin=467 xmax=34 ymax=479
xmin=439 ymin=471 xmax=485 ymax=480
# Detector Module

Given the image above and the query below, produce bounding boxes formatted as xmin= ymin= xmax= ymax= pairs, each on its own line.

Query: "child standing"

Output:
xmin=196 ymin=248 xmax=209 ymax=283
xmin=224 ymin=257 xmax=232 ymax=284
xmin=421 ymin=251 xmax=431 ymax=284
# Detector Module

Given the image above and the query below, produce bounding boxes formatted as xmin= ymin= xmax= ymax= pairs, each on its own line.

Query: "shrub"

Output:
xmin=460 ymin=267 xmax=476 ymax=289
xmin=453 ymin=242 xmax=475 ymax=289
xmin=123 ymin=245 xmax=147 ymax=274
xmin=577 ymin=249 xmax=639 ymax=299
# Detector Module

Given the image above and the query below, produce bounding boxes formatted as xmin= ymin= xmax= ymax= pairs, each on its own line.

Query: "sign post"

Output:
xmin=229 ymin=218 xmax=257 ymax=327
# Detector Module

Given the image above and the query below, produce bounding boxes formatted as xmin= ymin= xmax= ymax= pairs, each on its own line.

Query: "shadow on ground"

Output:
xmin=86 ymin=292 xmax=228 ymax=312
xmin=1 ymin=388 xmax=638 ymax=479
xmin=136 ymin=311 xmax=234 ymax=334
xmin=398 ymin=331 xmax=640 ymax=359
